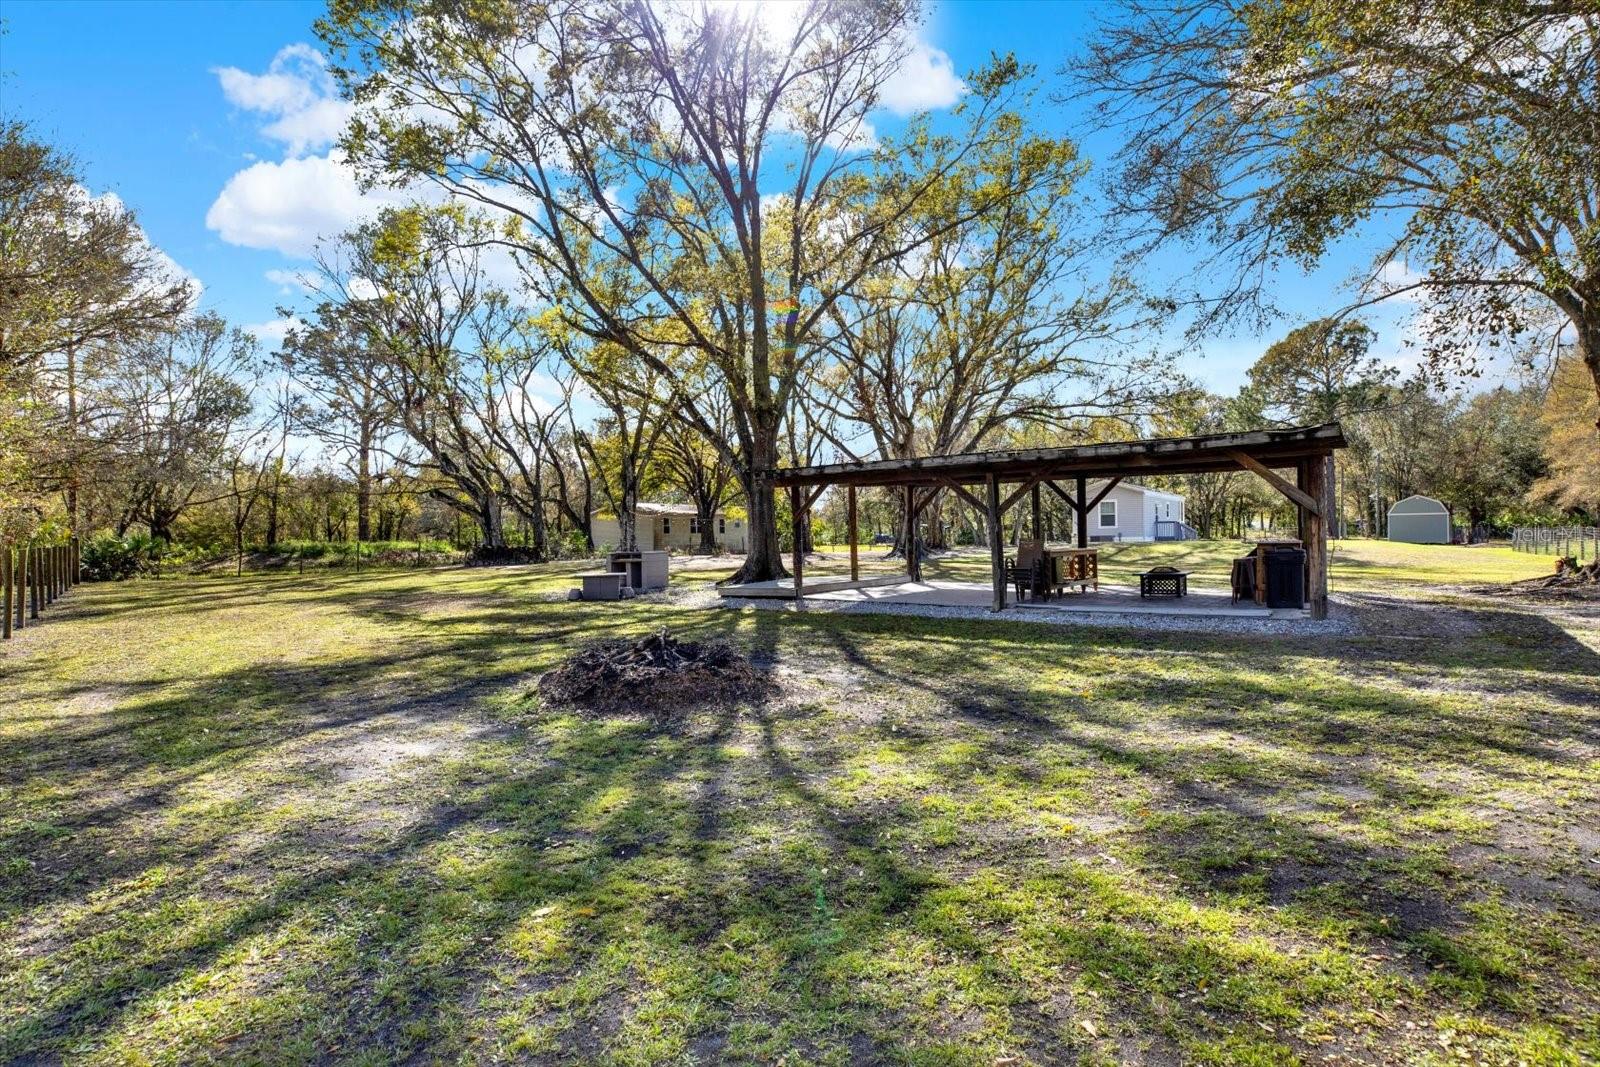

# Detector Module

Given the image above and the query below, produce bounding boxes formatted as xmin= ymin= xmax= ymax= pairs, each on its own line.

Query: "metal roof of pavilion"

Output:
xmin=769 ymin=423 xmax=1346 ymax=488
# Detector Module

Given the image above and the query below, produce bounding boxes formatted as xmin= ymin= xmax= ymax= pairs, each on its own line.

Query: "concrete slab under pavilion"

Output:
xmin=720 ymin=578 xmax=1299 ymax=618
xmin=762 ymin=423 xmax=1347 ymax=618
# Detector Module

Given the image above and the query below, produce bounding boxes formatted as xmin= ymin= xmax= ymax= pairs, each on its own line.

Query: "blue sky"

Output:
xmin=1 ymin=0 xmax=1419 ymax=394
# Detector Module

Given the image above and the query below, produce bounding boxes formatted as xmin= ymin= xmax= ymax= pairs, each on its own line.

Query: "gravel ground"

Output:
xmin=703 ymin=587 xmax=1365 ymax=636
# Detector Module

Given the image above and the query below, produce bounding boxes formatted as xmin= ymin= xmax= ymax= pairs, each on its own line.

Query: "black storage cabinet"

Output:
xmin=1264 ymin=548 xmax=1306 ymax=608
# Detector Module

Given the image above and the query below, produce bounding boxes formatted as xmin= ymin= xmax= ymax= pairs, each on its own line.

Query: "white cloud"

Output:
xmin=206 ymin=151 xmax=410 ymax=257
xmin=878 ymin=38 xmax=965 ymax=116
xmin=79 ymin=187 xmax=203 ymax=307
xmin=1373 ymin=259 xmax=1428 ymax=302
xmin=214 ymin=44 xmax=352 ymax=157
xmin=265 ymin=267 xmax=313 ymax=293
xmin=245 ymin=316 xmax=297 ymax=348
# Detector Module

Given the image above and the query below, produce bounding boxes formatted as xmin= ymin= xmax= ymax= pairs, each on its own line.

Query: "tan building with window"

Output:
xmin=590 ymin=502 xmax=748 ymax=553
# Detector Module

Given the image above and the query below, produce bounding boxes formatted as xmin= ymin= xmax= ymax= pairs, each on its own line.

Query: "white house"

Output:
xmin=1081 ymin=481 xmax=1192 ymax=542
xmin=591 ymin=502 xmax=748 ymax=553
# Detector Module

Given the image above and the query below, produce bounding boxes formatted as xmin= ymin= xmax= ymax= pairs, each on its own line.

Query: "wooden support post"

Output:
xmin=847 ymin=486 xmax=859 ymax=583
xmin=3 ymin=544 xmax=11 ymax=640
xmin=986 ymin=474 xmax=1005 ymax=612
xmin=55 ymin=545 xmax=64 ymax=599
xmin=1296 ymin=461 xmax=1312 ymax=596
xmin=1075 ymin=476 xmax=1088 ymax=548
xmin=903 ymin=484 xmax=920 ymax=582
xmin=1306 ymin=455 xmax=1330 ymax=619
xmin=790 ymin=485 xmax=805 ymax=598
xmin=29 ymin=546 xmax=40 ymax=619
xmin=1031 ymin=482 xmax=1042 ymax=542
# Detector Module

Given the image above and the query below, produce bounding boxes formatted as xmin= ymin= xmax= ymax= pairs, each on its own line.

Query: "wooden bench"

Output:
xmin=576 ymin=572 xmax=626 ymax=601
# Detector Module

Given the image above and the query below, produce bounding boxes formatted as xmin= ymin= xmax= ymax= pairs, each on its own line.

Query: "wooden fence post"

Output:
xmin=29 ymin=546 xmax=40 ymax=619
xmin=3 ymin=544 xmax=11 ymax=640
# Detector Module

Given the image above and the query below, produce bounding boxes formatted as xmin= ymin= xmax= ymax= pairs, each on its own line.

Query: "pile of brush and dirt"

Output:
xmin=538 ymin=629 xmax=769 ymax=714
xmin=1501 ymin=558 xmax=1600 ymax=600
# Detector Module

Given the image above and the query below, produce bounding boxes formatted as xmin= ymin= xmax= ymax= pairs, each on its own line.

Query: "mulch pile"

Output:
xmin=538 ymin=629 xmax=769 ymax=714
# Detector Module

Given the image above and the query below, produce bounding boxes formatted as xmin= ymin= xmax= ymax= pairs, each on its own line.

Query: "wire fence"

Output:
xmin=1511 ymin=526 xmax=1600 ymax=560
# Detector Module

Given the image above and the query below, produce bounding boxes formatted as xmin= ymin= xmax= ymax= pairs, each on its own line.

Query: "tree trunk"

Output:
xmin=728 ymin=432 xmax=787 ymax=583
xmin=65 ymin=344 xmax=80 ymax=537
xmin=696 ymin=496 xmax=717 ymax=552
xmin=617 ymin=463 xmax=639 ymax=552
xmin=1580 ymin=312 xmax=1600 ymax=430
xmin=356 ymin=423 xmax=373 ymax=542
xmin=479 ymin=495 xmax=506 ymax=549
xmin=530 ymin=477 xmax=548 ymax=562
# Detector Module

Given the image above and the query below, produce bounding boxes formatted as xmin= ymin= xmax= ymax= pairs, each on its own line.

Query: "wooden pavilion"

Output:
xmin=767 ymin=422 xmax=1347 ymax=619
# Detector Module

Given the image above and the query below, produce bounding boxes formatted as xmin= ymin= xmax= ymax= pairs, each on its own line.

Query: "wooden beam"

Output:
xmin=801 ymin=483 xmax=827 ymax=516
xmin=1306 ymin=455 xmax=1331 ymax=619
xmin=1075 ymin=476 xmax=1088 ymax=548
xmin=986 ymin=474 xmax=1005 ymax=612
xmin=1030 ymin=483 xmax=1042 ymax=541
xmin=998 ymin=476 xmax=1042 ymax=517
xmin=789 ymin=485 xmax=804 ymax=598
xmin=1296 ymin=460 xmax=1312 ymax=594
xmin=847 ymin=485 xmax=858 ymax=583
xmin=1228 ymin=450 xmax=1321 ymax=515
xmin=1084 ymin=476 xmax=1122 ymax=516
xmin=768 ymin=422 xmax=1348 ymax=488
xmin=1044 ymin=479 xmax=1079 ymax=512
xmin=937 ymin=477 xmax=987 ymax=514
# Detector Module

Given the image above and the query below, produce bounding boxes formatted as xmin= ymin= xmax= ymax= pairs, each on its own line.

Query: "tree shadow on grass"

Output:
xmin=5 ymin=585 xmax=1598 ymax=1063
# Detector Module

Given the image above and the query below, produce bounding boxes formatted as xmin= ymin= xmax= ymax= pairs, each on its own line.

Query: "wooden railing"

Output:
xmin=1511 ymin=526 xmax=1600 ymax=560
xmin=3 ymin=539 xmax=80 ymax=640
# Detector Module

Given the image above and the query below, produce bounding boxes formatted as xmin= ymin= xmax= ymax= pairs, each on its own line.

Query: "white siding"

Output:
xmin=591 ymin=510 xmax=747 ymax=552
xmin=1083 ymin=482 xmax=1185 ymax=542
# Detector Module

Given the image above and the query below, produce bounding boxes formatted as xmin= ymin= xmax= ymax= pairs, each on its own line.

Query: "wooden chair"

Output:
xmin=1230 ymin=556 xmax=1257 ymax=605
xmin=1004 ymin=556 xmax=1047 ymax=604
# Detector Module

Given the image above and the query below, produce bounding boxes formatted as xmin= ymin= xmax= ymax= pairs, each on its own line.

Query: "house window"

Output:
xmin=718 ymin=518 xmax=726 ymax=534
xmin=662 ymin=519 xmax=671 ymax=534
xmin=1098 ymin=499 xmax=1117 ymax=528
xmin=689 ymin=517 xmax=701 ymax=534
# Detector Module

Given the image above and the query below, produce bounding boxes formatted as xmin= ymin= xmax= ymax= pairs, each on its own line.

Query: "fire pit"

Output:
xmin=538 ymin=629 xmax=768 ymax=714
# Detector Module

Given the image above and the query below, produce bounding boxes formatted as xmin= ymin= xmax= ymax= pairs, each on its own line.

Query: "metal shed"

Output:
xmin=1387 ymin=495 xmax=1451 ymax=544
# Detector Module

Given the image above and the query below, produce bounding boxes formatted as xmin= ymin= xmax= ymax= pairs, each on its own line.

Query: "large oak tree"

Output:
xmin=319 ymin=0 xmax=1024 ymax=580
xmin=1073 ymin=1 xmax=1600 ymax=416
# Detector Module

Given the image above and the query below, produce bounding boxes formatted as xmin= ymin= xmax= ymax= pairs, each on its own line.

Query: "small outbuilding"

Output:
xmin=1387 ymin=495 xmax=1450 ymax=544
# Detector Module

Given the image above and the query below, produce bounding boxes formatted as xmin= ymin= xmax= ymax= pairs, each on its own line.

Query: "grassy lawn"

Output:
xmin=2 ymin=550 xmax=1596 ymax=1065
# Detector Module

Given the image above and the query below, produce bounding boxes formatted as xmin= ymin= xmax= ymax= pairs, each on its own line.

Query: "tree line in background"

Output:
xmin=3 ymin=1 xmax=1596 ymax=576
